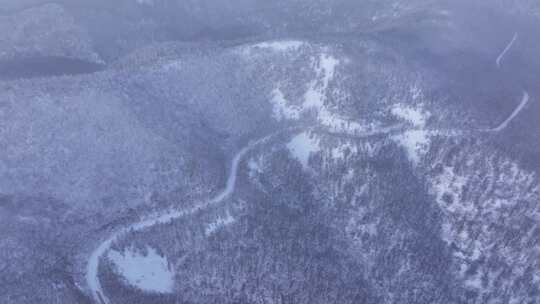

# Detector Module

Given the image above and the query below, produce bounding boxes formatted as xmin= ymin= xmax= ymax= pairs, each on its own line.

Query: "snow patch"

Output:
xmin=330 ymin=142 xmax=358 ymax=160
xmin=302 ymin=53 xmax=365 ymax=133
xmin=464 ymin=271 xmax=484 ymax=290
xmin=205 ymin=212 xmax=236 ymax=236
xmin=303 ymin=81 xmax=325 ymax=111
xmin=266 ymin=51 xmax=368 ymax=134
xmin=303 ymin=53 xmax=339 ymax=110
xmin=344 ymin=168 xmax=355 ymax=181
xmin=252 ymin=40 xmax=305 ymax=52
xmin=287 ymin=132 xmax=321 ymax=169
xmin=270 ymin=88 xmax=301 ymax=121
xmin=392 ymin=130 xmax=430 ymax=164
xmin=316 ymin=106 xmax=366 ymax=133
xmin=391 ymin=104 xmax=429 ymax=127
xmin=410 ymin=84 xmax=424 ymax=101
xmin=108 ymin=246 xmax=174 ymax=293
xmin=319 ymin=54 xmax=340 ymax=89
xmin=248 ymin=155 xmax=266 ymax=179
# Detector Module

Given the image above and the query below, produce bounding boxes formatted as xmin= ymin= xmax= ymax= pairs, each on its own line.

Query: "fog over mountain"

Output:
xmin=1 ymin=1 xmax=540 ymax=304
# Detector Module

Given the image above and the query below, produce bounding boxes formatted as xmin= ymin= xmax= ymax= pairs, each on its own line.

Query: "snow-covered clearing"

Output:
xmin=392 ymin=130 xmax=430 ymax=164
xmin=108 ymin=246 xmax=174 ymax=293
xmin=252 ymin=40 xmax=305 ymax=52
xmin=287 ymin=132 xmax=321 ymax=169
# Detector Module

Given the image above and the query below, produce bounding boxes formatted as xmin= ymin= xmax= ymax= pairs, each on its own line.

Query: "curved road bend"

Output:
xmin=491 ymin=33 xmax=530 ymax=132
xmin=86 ymin=132 xmax=277 ymax=304
xmin=496 ymin=32 xmax=518 ymax=68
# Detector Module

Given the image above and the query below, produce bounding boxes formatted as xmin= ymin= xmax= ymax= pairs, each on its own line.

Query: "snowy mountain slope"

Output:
xmin=0 ymin=1 xmax=539 ymax=304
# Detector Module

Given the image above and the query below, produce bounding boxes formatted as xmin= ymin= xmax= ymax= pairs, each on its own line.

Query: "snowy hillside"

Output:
xmin=0 ymin=1 xmax=539 ymax=304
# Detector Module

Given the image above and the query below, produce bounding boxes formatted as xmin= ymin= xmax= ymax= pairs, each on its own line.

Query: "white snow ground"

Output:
xmin=108 ymin=246 xmax=174 ymax=293
xmin=287 ymin=132 xmax=321 ymax=169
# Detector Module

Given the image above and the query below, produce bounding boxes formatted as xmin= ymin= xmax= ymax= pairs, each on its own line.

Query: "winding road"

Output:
xmin=86 ymin=133 xmax=276 ymax=304
xmin=496 ymin=32 xmax=518 ymax=68
xmin=85 ymin=33 xmax=532 ymax=304
xmin=491 ymin=32 xmax=530 ymax=132
xmin=487 ymin=90 xmax=530 ymax=132
xmin=85 ymin=124 xmax=431 ymax=303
